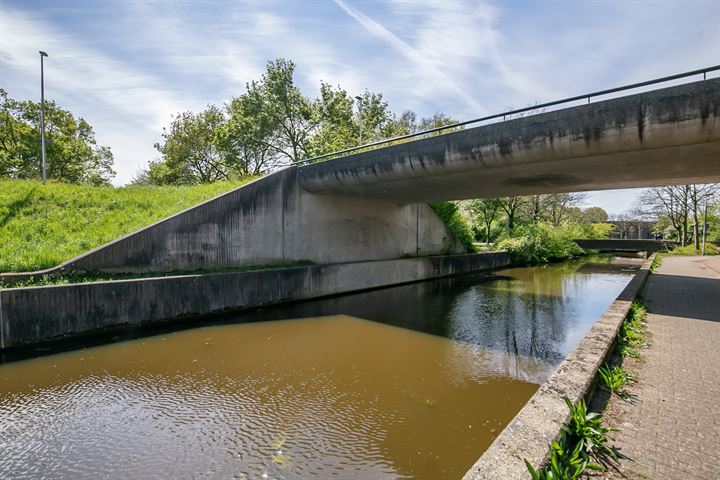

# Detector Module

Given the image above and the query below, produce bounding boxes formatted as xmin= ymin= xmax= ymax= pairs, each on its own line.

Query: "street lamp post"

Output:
xmin=355 ymin=95 xmax=363 ymax=145
xmin=39 ymin=50 xmax=48 ymax=183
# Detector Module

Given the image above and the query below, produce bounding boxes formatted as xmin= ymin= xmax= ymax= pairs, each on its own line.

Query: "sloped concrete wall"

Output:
xmin=2 ymin=167 xmax=465 ymax=278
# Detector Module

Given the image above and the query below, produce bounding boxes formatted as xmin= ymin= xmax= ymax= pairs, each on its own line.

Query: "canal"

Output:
xmin=0 ymin=255 xmax=640 ymax=479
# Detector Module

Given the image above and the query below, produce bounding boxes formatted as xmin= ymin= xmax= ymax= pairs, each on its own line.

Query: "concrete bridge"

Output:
xmin=300 ymin=78 xmax=720 ymax=202
xmin=1 ymin=76 xmax=719 ymax=350
xmin=2 ymin=77 xmax=718 ymax=281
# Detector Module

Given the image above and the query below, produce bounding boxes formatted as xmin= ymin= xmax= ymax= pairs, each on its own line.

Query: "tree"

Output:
xmin=305 ymin=82 xmax=359 ymax=157
xmin=0 ymin=89 xmax=115 ymax=184
xmin=582 ymin=206 xmax=609 ymax=223
xmin=219 ymin=94 xmax=277 ymax=176
xmin=468 ymin=198 xmax=502 ymax=243
xmin=498 ymin=196 xmax=524 ymax=231
xmin=543 ymin=192 xmax=588 ymax=226
xmin=689 ymin=184 xmax=719 ymax=250
xmin=151 ymin=105 xmax=228 ymax=184
xmin=640 ymin=186 xmax=691 ymax=245
xmin=231 ymin=58 xmax=319 ymax=164
xmin=145 ymin=57 xmax=461 ymax=183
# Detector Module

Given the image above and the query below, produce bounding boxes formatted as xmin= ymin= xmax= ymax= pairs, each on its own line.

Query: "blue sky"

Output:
xmin=1 ymin=0 xmax=718 ymax=214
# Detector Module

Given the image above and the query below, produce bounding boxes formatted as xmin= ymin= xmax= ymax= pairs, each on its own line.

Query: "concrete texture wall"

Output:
xmin=0 ymin=252 xmax=509 ymax=350
xmin=1 ymin=167 xmax=465 ymax=280
xmin=299 ymin=79 xmax=720 ymax=202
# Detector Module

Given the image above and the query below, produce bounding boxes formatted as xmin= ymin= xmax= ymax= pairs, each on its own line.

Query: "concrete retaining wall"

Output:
xmin=0 ymin=252 xmax=509 ymax=350
xmin=462 ymin=254 xmax=655 ymax=480
xmin=1 ymin=167 xmax=466 ymax=283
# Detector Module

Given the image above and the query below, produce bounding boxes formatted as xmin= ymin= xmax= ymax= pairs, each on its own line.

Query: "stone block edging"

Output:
xmin=462 ymin=253 xmax=656 ymax=480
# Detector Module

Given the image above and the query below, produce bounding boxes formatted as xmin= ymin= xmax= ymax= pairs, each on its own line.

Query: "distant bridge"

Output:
xmin=574 ymin=239 xmax=675 ymax=253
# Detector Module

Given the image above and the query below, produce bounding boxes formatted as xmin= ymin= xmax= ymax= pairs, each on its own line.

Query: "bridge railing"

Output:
xmin=296 ymin=65 xmax=720 ymax=166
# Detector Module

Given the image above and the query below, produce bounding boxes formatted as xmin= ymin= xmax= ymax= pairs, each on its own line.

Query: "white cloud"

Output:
xmin=333 ymin=0 xmax=486 ymax=113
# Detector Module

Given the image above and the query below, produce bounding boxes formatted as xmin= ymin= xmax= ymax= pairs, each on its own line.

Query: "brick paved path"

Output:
xmin=603 ymin=256 xmax=720 ymax=479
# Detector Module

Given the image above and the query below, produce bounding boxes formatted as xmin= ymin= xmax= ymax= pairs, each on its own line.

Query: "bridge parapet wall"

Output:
xmin=574 ymin=239 xmax=674 ymax=253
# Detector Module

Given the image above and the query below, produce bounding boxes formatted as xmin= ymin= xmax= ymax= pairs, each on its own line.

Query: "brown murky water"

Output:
xmin=0 ymin=256 xmax=638 ymax=479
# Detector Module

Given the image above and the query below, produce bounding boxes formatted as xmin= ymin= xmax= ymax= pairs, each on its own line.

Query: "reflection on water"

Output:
xmin=0 ymin=256 xmax=638 ymax=479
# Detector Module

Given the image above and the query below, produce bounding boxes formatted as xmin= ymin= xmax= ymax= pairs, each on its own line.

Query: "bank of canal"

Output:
xmin=0 ymin=255 xmax=641 ymax=479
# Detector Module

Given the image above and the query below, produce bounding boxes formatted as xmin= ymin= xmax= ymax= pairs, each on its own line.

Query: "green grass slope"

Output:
xmin=0 ymin=178 xmax=256 ymax=273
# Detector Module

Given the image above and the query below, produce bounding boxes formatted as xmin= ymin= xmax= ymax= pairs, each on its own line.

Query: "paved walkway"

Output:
xmin=603 ymin=256 xmax=720 ymax=479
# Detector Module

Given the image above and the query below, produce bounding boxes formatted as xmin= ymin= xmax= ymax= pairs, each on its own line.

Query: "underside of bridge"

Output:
xmin=298 ymin=78 xmax=720 ymax=203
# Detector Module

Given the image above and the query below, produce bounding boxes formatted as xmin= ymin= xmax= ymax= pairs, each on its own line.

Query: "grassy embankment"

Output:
xmin=0 ymin=178 xmax=256 ymax=274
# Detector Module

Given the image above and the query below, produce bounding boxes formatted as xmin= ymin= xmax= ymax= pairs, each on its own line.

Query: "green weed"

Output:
xmin=525 ymin=397 xmax=618 ymax=479
xmin=525 ymin=437 xmax=600 ymax=480
xmin=598 ymin=364 xmax=634 ymax=398
xmin=562 ymin=397 xmax=618 ymax=461
xmin=649 ymin=254 xmax=663 ymax=272
xmin=616 ymin=302 xmax=648 ymax=358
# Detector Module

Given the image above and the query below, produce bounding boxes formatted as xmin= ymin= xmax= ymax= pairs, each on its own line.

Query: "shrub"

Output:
xmin=563 ymin=222 xmax=615 ymax=240
xmin=429 ymin=201 xmax=474 ymax=251
xmin=672 ymin=244 xmax=719 ymax=256
xmin=495 ymin=223 xmax=584 ymax=264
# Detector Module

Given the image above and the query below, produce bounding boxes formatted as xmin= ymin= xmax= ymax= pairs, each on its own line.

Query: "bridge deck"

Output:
xmin=299 ymin=79 xmax=720 ymax=202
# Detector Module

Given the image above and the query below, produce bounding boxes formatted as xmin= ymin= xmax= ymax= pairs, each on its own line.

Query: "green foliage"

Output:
xmin=525 ymin=397 xmax=611 ymax=479
xmin=671 ymin=243 xmax=719 ymax=256
xmin=429 ymin=201 xmax=474 ymax=250
xmin=150 ymin=106 xmax=229 ymax=184
xmin=598 ymin=364 xmax=634 ymax=398
xmin=650 ymin=254 xmax=663 ymax=272
xmin=495 ymin=223 xmax=584 ymax=264
xmin=466 ymin=198 xmax=502 ymax=243
xmin=562 ymin=397 xmax=617 ymax=460
xmin=581 ymin=206 xmax=609 ymax=223
xmin=525 ymin=438 xmax=598 ymax=480
xmin=147 ymin=58 xmax=461 ymax=182
xmin=0 ymin=89 xmax=115 ymax=184
xmin=0 ymin=178 xmax=254 ymax=272
xmin=562 ymin=222 xmax=615 ymax=240
xmin=616 ymin=302 xmax=648 ymax=358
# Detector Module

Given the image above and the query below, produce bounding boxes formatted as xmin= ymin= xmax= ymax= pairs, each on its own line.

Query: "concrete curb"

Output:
xmin=0 ymin=252 xmax=509 ymax=351
xmin=461 ymin=253 xmax=655 ymax=480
